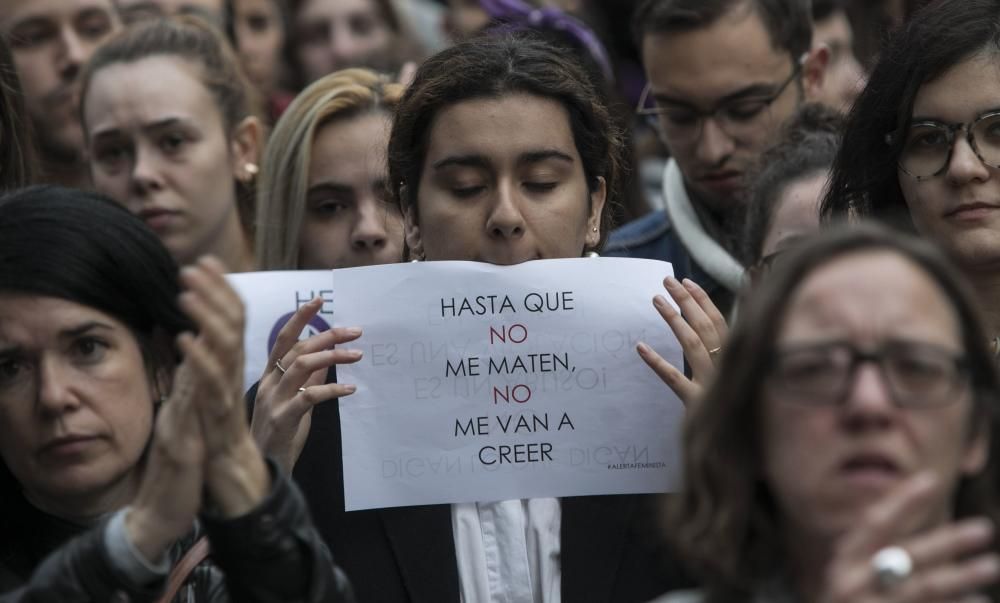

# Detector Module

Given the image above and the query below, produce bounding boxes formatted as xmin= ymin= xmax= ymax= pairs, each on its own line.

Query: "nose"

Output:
xmin=694 ymin=117 xmax=735 ymax=166
xmin=36 ymin=357 xmax=80 ymax=418
xmin=351 ymin=198 xmax=389 ymax=252
xmin=329 ymin=24 xmax=364 ymax=66
xmin=946 ymin=134 xmax=991 ymax=186
xmin=129 ymin=147 xmax=164 ymax=200
xmin=56 ymin=28 xmax=88 ymax=80
xmin=840 ymin=362 xmax=896 ymax=430
xmin=486 ymin=182 xmax=526 ymax=240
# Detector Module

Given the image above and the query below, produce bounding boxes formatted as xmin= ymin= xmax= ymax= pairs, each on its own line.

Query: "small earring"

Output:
xmin=592 ymin=226 xmax=598 ymax=232
xmin=244 ymin=162 xmax=259 ymax=175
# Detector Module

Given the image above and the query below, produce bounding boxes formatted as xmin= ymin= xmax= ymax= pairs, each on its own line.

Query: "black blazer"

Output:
xmin=252 ymin=370 xmax=692 ymax=602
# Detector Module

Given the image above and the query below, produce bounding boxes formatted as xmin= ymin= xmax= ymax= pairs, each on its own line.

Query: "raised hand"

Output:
xmin=250 ymin=297 xmax=362 ymax=472
xmin=818 ymin=474 xmax=1000 ymax=603
xmin=176 ymin=256 xmax=268 ymax=517
xmin=125 ymin=355 xmax=206 ymax=563
xmin=636 ymin=276 xmax=728 ymax=408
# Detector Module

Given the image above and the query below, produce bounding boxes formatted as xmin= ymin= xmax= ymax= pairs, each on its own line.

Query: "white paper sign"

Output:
xmin=226 ymin=271 xmax=334 ymax=393
xmin=334 ymin=258 xmax=686 ymax=511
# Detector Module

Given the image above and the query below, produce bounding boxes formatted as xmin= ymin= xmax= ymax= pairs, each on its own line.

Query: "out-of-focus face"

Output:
xmin=293 ymin=0 xmax=393 ymax=84
xmin=761 ymin=251 xmax=985 ymax=542
xmin=84 ymin=56 xmax=248 ymax=268
xmin=759 ymin=170 xmax=826 ymax=261
xmin=0 ymin=0 xmax=118 ymax=161
xmin=641 ymin=5 xmax=823 ymax=214
xmin=897 ymin=53 xmax=1000 ymax=273
xmin=812 ymin=10 xmax=865 ymax=114
xmin=409 ymin=93 xmax=605 ymax=264
xmin=299 ymin=111 xmax=403 ymax=268
xmin=233 ymin=0 xmax=285 ymax=95
xmin=0 ymin=295 xmax=156 ymax=519
xmin=114 ymin=0 xmax=225 ymax=24
xmin=443 ymin=0 xmax=489 ymax=41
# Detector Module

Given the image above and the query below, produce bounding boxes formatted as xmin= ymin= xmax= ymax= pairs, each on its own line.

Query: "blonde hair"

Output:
xmin=255 ymin=68 xmax=403 ymax=269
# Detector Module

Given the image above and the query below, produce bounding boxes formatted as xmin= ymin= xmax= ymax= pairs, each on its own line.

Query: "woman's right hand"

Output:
xmin=636 ymin=276 xmax=728 ymax=409
xmin=250 ymin=297 xmax=363 ymax=472
xmin=819 ymin=474 xmax=1000 ymax=603
xmin=124 ymin=360 xmax=206 ymax=564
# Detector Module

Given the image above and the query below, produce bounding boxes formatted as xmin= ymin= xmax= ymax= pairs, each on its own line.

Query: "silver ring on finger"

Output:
xmin=871 ymin=545 xmax=913 ymax=592
xmin=298 ymin=387 xmax=307 ymax=394
xmin=274 ymin=358 xmax=288 ymax=374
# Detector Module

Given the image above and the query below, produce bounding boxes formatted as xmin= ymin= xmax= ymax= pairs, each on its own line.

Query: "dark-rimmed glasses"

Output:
xmin=890 ymin=111 xmax=1000 ymax=181
xmin=768 ymin=340 xmax=969 ymax=407
xmin=636 ymin=55 xmax=805 ymax=145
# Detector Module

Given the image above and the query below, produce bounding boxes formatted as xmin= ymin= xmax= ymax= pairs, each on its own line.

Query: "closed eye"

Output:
xmin=524 ymin=182 xmax=558 ymax=193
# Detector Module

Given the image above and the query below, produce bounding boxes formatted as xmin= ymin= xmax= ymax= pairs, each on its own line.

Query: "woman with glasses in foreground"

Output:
xmin=823 ymin=0 xmax=1000 ymax=350
xmin=657 ymin=223 xmax=1000 ymax=602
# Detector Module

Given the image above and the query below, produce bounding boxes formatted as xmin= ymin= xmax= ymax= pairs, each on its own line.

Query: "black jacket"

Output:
xmin=0 ymin=460 xmax=356 ymax=603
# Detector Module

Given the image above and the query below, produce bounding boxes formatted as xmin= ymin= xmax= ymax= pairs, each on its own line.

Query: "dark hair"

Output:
xmin=80 ymin=15 xmax=261 ymax=236
xmin=742 ymin=103 xmax=842 ymax=266
xmin=0 ymin=36 xmax=35 ymax=191
xmin=387 ymin=31 xmax=625 ymax=252
xmin=821 ymin=0 xmax=1000 ymax=227
xmin=631 ymin=0 xmax=813 ymax=61
xmin=0 ymin=185 xmax=193 ymax=545
xmin=811 ymin=0 xmax=846 ymax=22
xmin=668 ymin=222 xmax=1000 ymax=600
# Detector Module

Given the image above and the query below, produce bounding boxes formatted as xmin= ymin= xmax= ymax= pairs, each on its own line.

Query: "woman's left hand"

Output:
xmin=637 ymin=276 xmax=728 ymax=409
xmin=177 ymin=256 xmax=269 ymax=518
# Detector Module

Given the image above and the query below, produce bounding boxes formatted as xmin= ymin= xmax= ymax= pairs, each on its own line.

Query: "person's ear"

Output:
xmin=402 ymin=185 xmax=425 ymax=260
xmin=584 ymin=177 xmax=607 ymax=249
xmin=229 ymin=115 xmax=264 ymax=183
xmin=802 ymin=45 xmax=830 ymax=102
xmin=961 ymin=410 xmax=990 ymax=477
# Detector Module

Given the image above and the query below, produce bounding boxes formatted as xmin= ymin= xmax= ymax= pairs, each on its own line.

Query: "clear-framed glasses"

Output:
xmin=636 ymin=55 xmax=805 ymax=146
xmin=768 ymin=340 xmax=969 ymax=408
xmin=890 ymin=110 xmax=1000 ymax=181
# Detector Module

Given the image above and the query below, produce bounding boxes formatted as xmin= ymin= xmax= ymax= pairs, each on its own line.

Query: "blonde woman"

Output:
xmin=256 ymin=68 xmax=405 ymax=269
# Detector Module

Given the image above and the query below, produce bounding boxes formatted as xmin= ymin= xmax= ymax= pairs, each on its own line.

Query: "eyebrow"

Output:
xmin=307 ymin=182 xmax=354 ymax=197
xmin=910 ymin=107 xmax=1000 ymax=123
xmin=0 ymin=321 xmax=114 ymax=357
xmin=91 ymin=117 xmax=191 ymax=140
xmin=432 ymin=150 xmax=575 ymax=171
xmin=653 ymin=83 xmax=781 ymax=109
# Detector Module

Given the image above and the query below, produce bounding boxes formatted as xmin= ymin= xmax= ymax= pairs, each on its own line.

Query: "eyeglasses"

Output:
xmin=768 ymin=340 xmax=969 ymax=408
xmin=636 ymin=56 xmax=805 ymax=145
xmin=890 ymin=111 xmax=1000 ymax=181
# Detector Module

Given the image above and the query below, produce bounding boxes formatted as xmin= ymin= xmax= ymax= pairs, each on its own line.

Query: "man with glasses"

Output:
xmin=606 ymin=0 xmax=828 ymax=314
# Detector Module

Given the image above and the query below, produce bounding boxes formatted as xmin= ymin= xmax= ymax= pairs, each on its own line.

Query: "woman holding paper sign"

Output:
xmin=656 ymin=224 xmax=1000 ymax=602
xmin=251 ymin=30 xmax=691 ymax=603
xmin=0 ymin=186 xmax=353 ymax=602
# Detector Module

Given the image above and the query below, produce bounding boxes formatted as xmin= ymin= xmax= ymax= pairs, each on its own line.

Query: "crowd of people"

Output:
xmin=1 ymin=0 xmax=999 ymax=601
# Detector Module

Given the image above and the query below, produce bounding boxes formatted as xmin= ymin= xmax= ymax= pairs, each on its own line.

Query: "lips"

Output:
xmin=696 ymin=171 xmax=743 ymax=193
xmin=39 ymin=434 xmax=101 ymax=457
xmin=838 ymin=452 xmax=902 ymax=487
xmin=944 ymin=202 xmax=1000 ymax=221
xmin=137 ymin=207 xmax=180 ymax=232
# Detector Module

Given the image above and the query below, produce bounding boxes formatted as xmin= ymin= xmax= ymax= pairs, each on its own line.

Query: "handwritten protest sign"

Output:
xmin=334 ymin=258 xmax=685 ymax=510
xmin=226 ymin=271 xmax=333 ymax=393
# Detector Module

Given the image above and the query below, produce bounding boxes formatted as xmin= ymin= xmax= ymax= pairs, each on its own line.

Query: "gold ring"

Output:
xmin=708 ymin=347 xmax=722 ymax=357
xmin=275 ymin=358 xmax=288 ymax=374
